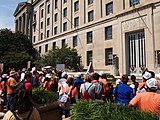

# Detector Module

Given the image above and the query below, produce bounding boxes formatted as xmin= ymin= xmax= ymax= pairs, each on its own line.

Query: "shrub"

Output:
xmin=71 ymin=100 xmax=159 ymax=120
xmin=32 ymin=88 xmax=58 ymax=104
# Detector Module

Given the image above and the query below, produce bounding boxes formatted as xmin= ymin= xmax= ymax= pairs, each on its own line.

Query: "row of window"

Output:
xmin=33 ymin=25 xmax=112 ymax=42
xmin=38 ymin=45 xmax=112 ymax=66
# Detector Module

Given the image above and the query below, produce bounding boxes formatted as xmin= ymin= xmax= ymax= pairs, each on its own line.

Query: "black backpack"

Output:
xmin=12 ymin=82 xmax=33 ymax=114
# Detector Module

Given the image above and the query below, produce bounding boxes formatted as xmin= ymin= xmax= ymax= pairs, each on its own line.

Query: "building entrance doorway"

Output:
xmin=128 ymin=31 xmax=146 ymax=76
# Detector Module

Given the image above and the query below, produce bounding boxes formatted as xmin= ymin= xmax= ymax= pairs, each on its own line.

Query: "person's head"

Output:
xmin=67 ymin=77 xmax=75 ymax=86
xmin=92 ymin=73 xmax=100 ymax=81
xmin=24 ymin=72 xmax=32 ymax=82
xmin=146 ymin=78 xmax=158 ymax=92
xmin=142 ymin=71 xmax=152 ymax=82
xmin=116 ymin=79 xmax=122 ymax=85
xmin=131 ymin=75 xmax=136 ymax=82
xmin=121 ymin=74 xmax=129 ymax=84
xmin=84 ymin=75 xmax=91 ymax=83
xmin=9 ymin=70 xmax=17 ymax=79
xmin=45 ymin=73 xmax=52 ymax=81
xmin=61 ymin=72 xmax=68 ymax=79
xmin=1 ymin=74 xmax=9 ymax=82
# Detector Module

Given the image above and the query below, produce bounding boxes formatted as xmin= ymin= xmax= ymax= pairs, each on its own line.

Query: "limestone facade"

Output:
xmin=14 ymin=0 xmax=160 ymax=76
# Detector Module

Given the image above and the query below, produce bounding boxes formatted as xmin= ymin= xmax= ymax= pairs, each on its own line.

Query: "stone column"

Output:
xmin=21 ymin=15 xmax=24 ymax=32
xmin=25 ymin=12 xmax=29 ymax=35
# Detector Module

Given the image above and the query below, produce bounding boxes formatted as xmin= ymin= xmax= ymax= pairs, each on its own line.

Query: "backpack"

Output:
xmin=59 ymin=86 xmax=72 ymax=110
xmin=12 ymin=82 xmax=33 ymax=114
xmin=82 ymin=83 xmax=93 ymax=101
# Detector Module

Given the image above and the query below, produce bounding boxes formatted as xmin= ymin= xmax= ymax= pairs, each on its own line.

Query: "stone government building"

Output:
xmin=14 ymin=0 xmax=160 ymax=76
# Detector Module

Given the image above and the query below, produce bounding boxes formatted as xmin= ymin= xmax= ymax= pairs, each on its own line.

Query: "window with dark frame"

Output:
xmin=55 ymin=0 xmax=58 ymax=9
xmin=45 ymin=44 xmax=48 ymax=52
xmin=130 ymin=0 xmax=140 ymax=6
xmin=54 ymin=13 xmax=58 ymax=22
xmin=73 ymin=35 xmax=78 ymax=47
xmin=74 ymin=1 xmax=79 ymax=12
xmin=88 ymin=0 xmax=93 ymax=5
xmin=87 ymin=51 xmax=93 ymax=66
xmin=63 ymin=22 xmax=67 ymax=32
xmin=39 ymin=46 xmax=41 ymax=53
xmin=62 ymin=39 xmax=66 ymax=48
xmin=40 ymin=33 xmax=43 ymax=40
xmin=87 ymin=31 xmax=93 ymax=44
xmin=41 ymin=9 xmax=43 ymax=18
xmin=63 ymin=7 xmax=67 ymax=17
xmin=47 ymin=4 xmax=50 ymax=14
xmin=105 ymin=26 xmax=112 ymax=40
xmin=47 ymin=30 xmax=49 ymax=38
xmin=47 ymin=18 xmax=50 ymax=26
xmin=41 ymin=22 xmax=43 ymax=29
xmin=106 ymin=2 xmax=113 ymax=15
xmin=54 ymin=26 xmax=58 ymax=35
xmin=105 ymin=48 xmax=113 ymax=65
xmin=88 ymin=10 xmax=94 ymax=22
xmin=53 ymin=42 xmax=56 ymax=49
xmin=74 ymin=17 xmax=79 ymax=27
xmin=64 ymin=0 xmax=67 ymax=3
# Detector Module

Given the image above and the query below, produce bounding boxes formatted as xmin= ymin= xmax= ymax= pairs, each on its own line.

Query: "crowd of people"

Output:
xmin=0 ymin=67 xmax=160 ymax=120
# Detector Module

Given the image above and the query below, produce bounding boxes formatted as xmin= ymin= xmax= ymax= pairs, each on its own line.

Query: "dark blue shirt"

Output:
xmin=113 ymin=84 xmax=134 ymax=105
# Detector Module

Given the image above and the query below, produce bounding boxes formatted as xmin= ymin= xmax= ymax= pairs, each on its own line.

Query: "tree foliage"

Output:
xmin=0 ymin=29 xmax=33 ymax=71
xmin=34 ymin=45 xmax=81 ymax=70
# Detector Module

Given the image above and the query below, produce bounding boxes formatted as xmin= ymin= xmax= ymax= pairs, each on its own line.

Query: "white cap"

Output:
xmin=98 ymin=71 xmax=105 ymax=76
xmin=45 ymin=74 xmax=51 ymax=78
xmin=77 ymin=72 xmax=81 ymax=77
xmin=143 ymin=71 xmax=152 ymax=80
xmin=2 ymin=74 xmax=9 ymax=79
xmin=146 ymin=78 xmax=158 ymax=90
xmin=116 ymin=79 xmax=122 ymax=85
xmin=61 ymin=72 xmax=68 ymax=78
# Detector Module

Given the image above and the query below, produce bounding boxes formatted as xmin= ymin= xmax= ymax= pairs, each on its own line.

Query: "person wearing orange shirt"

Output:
xmin=129 ymin=78 xmax=160 ymax=115
xmin=6 ymin=71 xmax=18 ymax=111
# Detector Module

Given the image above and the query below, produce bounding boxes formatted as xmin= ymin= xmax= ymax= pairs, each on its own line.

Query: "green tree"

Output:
xmin=0 ymin=29 xmax=33 ymax=71
xmin=34 ymin=45 xmax=82 ymax=70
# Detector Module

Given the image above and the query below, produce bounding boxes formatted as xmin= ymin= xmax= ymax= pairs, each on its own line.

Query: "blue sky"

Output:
xmin=0 ymin=0 xmax=25 ymax=31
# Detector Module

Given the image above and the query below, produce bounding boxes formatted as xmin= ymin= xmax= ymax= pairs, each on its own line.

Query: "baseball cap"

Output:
xmin=2 ymin=74 xmax=9 ymax=79
xmin=98 ymin=71 xmax=105 ymax=76
xmin=116 ymin=79 xmax=122 ymax=85
xmin=45 ymin=74 xmax=51 ymax=78
xmin=146 ymin=78 xmax=158 ymax=90
xmin=61 ymin=72 xmax=68 ymax=78
xmin=143 ymin=71 xmax=152 ymax=80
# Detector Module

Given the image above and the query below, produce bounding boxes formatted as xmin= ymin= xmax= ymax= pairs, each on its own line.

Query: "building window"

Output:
xmin=105 ymin=48 xmax=113 ymax=65
xmin=106 ymin=2 xmax=113 ymax=15
xmin=73 ymin=35 xmax=78 ymax=47
xmin=64 ymin=0 xmax=67 ymax=3
xmin=47 ymin=18 xmax=50 ymax=26
xmin=63 ymin=22 xmax=67 ymax=32
xmin=54 ymin=13 xmax=58 ymax=22
xmin=74 ymin=1 xmax=79 ymax=12
xmin=41 ymin=22 xmax=43 ymax=29
xmin=74 ymin=17 xmax=79 ymax=27
xmin=130 ymin=0 xmax=140 ymax=6
xmin=41 ymin=9 xmax=44 ymax=18
xmin=45 ymin=44 xmax=48 ymax=52
xmin=40 ymin=33 xmax=43 ymax=40
xmin=55 ymin=0 xmax=58 ymax=9
xmin=87 ymin=31 xmax=93 ymax=44
xmin=47 ymin=4 xmax=50 ymax=14
xmin=53 ymin=42 xmax=56 ymax=49
xmin=87 ymin=51 xmax=93 ymax=66
xmin=63 ymin=8 xmax=67 ymax=17
xmin=54 ymin=26 xmax=58 ymax=35
xmin=33 ymin=25 xmax=36 ymax=32
xmin=105 ymin=26 xmax=112 ymax=40
xmin=88 ymin=10 xmax=94 ymax=22
xmin=47 ymin=30 xmax=49 ymax=38
xmin=39 ymin=46 xmax=41 ymax=53
xmin=33 ymin=36 xmax=36 ymax=43
xmin=62 ymin=39 xmax=66 ymax=48
xmin=88 ymin=0 xmax=93 ymax=5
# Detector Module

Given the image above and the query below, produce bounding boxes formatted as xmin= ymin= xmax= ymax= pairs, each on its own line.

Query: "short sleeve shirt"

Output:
xmin=130 ymin=92 xmax=160 ymax=115
xmin=6 ymin=77 xmax=17 ymax=94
